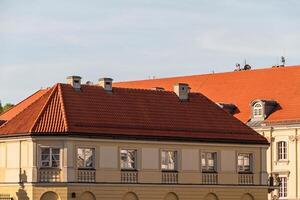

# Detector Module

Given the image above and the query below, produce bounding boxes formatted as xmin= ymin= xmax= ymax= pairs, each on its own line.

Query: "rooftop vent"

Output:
xmin=99 ymin=78 xmax=113 ymax=91
xmin=174 ymin=83 xmax=190 ymax=101
xmin=151 ymin=87 xmax=165 ymax=91
xmin=67 ymin=76 xmax=82 ymax=91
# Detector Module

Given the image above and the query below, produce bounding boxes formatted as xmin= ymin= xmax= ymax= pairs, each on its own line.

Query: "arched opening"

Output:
xmin=204 ymin=193 xmax=218 ymax=200
xmin=80 ymin=191 xmax=96 ymax=200
xmin=40 ymin=191 xmax=60 ymax=200
xmin=241 ymin=193 xmax=254 ymax=200
xmin=123 ymin=192 xmax=139 ymax=200
xmin=164 ymin=192 xmax=179 ymax=200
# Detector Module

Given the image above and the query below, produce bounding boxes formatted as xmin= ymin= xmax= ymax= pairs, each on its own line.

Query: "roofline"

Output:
xmin=116 ymin=65 xmax=300 ymax=84
xmin=0 ymin=132 xmax=269 ymax=145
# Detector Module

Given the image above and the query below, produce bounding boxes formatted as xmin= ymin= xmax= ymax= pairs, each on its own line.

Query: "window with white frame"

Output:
xmin=277 ymin=141 xmax=287 ymax=161
xmin=161 ymin=150 xmax=177 ymax=171
xmin=253 ymin=103 xmax=263 ymax=117
xmin=201 ymin=152 xmax=217 ymax=172
xmin=77 ymin=148 xmax=95 ymax=169
xmin=120 ymin=149 xmax=137 ymax=170
xmin=279 ymin=177 xmax=287 ymax=198
xmin=237 ymin=153 xmax=252 ymax=172
xmin=40 ymin=147 xmax=60 ymax=168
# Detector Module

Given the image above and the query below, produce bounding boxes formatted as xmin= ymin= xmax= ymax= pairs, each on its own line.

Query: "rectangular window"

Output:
xmin=277 ymin=141 xmax=287 ymax=160
xmin=120 ymin=149 xmax=137 ymax=170
xmin=237 ymin=153 xmax=252 ymax=172
xmin=161 ymin=150 xmax=177 ymax=171
xmin=77 ymin=148 xmax=95 ymax=168
xmin=279 ymin=177 xmax=287 ymax=198
xmin=40 ymin=147 xmax=60 ymax=168
xmin=201 ymin=152 xmax=217 ymax=172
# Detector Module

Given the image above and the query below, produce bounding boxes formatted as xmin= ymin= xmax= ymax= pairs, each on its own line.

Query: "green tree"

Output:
xmin=3 ymin=103 xmax=14 ymax=112
xmin=0 ymin=102 xmax=14 ymax=114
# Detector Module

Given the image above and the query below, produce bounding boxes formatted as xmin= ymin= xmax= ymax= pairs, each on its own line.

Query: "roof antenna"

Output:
xmin=243 ymin=59 xmax=251 ymax=70
xmin=281 ymin=56 xmax=286 ymax=67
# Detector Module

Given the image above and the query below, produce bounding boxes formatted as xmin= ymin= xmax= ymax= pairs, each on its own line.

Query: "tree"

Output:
xmin=3 ymin=103 xmax=14 ymax=112
xmin=0 ymin=102 xmax=14 ymax=114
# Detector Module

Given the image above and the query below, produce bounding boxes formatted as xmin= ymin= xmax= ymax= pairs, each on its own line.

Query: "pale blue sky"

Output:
xmin=1 ymin=0 xmax=300 ymax=104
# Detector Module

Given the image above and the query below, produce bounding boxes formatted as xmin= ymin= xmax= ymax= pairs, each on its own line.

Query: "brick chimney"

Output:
xmin=99 ymin=78 xmax=113 ymax=91
xmin=174 ymin=83 xmax=190 ymax=100
xmin=67 ymin=76 xmax=82 ymax=91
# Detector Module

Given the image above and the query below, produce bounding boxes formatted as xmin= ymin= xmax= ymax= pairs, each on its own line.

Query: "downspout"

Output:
xmin=19 ymin=140 xmax=22 ymax=184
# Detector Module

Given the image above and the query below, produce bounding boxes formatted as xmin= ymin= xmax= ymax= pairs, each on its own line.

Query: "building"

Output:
xmin=115 ymin=65 xmax=300 ymax=200
xmin=0 ymin=76 xmax=269 ymax=200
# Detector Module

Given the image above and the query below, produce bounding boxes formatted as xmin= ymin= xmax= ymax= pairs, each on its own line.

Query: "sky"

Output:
xmin=1 ymin=0 xmax=300 ymax=104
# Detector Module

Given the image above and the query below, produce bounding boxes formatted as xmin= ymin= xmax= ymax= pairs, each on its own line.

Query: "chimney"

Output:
xmin=67 ymin=76 xmax=82 ymax=91
xmin=174 ymin=83 xmax=190 ymax=100
xmin=99 ymin=78 xmax=113 ymax=91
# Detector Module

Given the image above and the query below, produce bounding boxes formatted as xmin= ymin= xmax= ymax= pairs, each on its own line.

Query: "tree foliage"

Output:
xmin=0 ymin=103 xmax=14 ymax=114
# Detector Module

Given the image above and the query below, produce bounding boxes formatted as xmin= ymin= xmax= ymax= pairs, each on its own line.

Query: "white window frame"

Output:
xmin=40 ymin=147 xmax=61 ymax=168
xmin=237 ymin=153 xmax=253 ymax=173
xmin=120 ymin=149 xmax=137 ymax=170
xmin=277 ymin=141 xmax=288 ymax=161
xmin=77 ymin=147 xmax=96 ymax=169
xmin=161 ymin=150 xmax=177 ymax=171
xmin=279 ymin=176 xmax=288 ymax=198
xmin=201 ymin=152 xmax=217 ymax=172
xmin=253 ymin=102 xmax=264 ymax=118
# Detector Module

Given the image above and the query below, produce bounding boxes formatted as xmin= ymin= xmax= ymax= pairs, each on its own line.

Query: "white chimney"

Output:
xmin=174 ymin=83 xmax=190 ymax=100
xmin=99 ymin=78 xmax=113 ymax=91
xmin=67 ymin=76 xmax=82 ymax=91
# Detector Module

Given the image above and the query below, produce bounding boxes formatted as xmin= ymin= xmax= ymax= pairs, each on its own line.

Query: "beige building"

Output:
xmin=115 ymin=65 xmax=300 ymax=200
xmin=0 ymin=76 xmax=270 ymax=200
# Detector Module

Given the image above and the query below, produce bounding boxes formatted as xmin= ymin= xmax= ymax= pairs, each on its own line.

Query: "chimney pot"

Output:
xmin=174 ymin=83 xmax=190 ymax=100
xmin=99 ymin=78 xmax=113 ymax=91
xmin=67 ymin=76 xmax=82 ymax=91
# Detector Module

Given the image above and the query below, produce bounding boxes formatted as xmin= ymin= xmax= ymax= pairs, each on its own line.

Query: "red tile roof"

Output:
xmin=0 ymin=82 xmax=267 ymax=144
xmin=115 ymin=65 xmax=300 ymax=124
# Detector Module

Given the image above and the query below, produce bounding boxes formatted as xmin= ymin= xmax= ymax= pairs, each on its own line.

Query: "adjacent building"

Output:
xmin=115 ymin=65 xmax=300 ymax=200
xmin=0 ymin=76 xmax=269 ymax=200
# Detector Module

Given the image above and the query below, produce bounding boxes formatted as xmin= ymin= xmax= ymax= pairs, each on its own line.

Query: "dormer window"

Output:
xmin=250 ymin=99 xmax=277 ymax=122
xmin=253 ymin=103 xmax=263 ymax=117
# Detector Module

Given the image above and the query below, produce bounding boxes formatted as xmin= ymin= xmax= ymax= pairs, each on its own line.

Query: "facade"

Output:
xmin=115 ymin=65 xmax=300 ymax=200
xmin=0 ymin=76 xmax=269 ymax=200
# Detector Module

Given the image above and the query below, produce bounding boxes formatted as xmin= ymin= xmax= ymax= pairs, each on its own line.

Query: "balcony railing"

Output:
xmin=77 ymin=169 xmax=96 ymax=182
xmin=162 ymin=171 xmax=178 ymax=184
xmin=238 ymin=173 xmax=254 ymax=185
xmin=121 ymin=171 xmax=138 ymax=183
xmin=39 ymin=168 xmax=61 ymax=182
xmin=202 ymin=172 xmax=218 ymax=184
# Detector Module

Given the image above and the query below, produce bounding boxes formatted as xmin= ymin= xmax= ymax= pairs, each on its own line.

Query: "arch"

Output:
xmin=241 ymin=193 xmax=254 ymax=200
xmin=123 ymin=192 xmax=139 ymax=200
xmin=204 ymin=193 xmax=218 ymax=200
xmin=40 ymin=191 xmax=60 ymax=200
xmin=164 ymin=192 xmax=179 ymax=200
xmin=79 ymin=191 xmax=96 ymax=200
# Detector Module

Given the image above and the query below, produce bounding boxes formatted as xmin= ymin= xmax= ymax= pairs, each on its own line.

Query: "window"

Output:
xmin=120 ymin=149 xmax=137 ymax=170
xmin=279 ymin=177 xmax=287 ymax=198
xmin=277 ymin=141 xmax=287 ymax=160
xmin=237 ymin=153 xmax=252 ymax=172
xmin=161 ymin=150 xmax=177 ymax=171
xmin=201 ymin=152 xmax=217 ymax=172
xmin=77 ymin=148 xmax=95 ymax=168
xmin=253 ymin=103 xmax=263 ymax=117
xmin=40 ymin=147 xmax=60 ymax=168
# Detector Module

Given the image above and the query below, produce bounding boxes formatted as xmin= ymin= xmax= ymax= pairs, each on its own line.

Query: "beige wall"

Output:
xmin=0 ymin=136 xmax=269 ymax=200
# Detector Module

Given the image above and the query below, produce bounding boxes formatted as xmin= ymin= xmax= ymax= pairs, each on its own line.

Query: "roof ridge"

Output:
xmin=57 ymin=83 xmax=69 ymax=131
xmin=29 ymin=84 xmax=61 ymax=132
